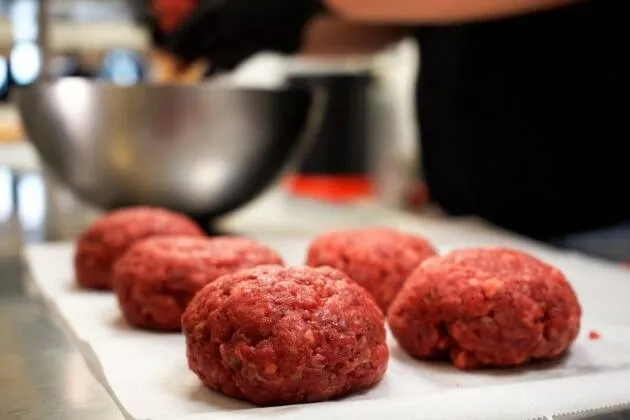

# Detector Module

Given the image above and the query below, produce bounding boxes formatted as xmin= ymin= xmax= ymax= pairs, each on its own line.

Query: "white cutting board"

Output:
xmin=23 ymin=222 xmax=630 ymax=420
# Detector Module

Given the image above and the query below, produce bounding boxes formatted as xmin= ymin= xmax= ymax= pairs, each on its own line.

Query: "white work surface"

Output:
xmin=23 ymin=194 xmax=630 ymax=420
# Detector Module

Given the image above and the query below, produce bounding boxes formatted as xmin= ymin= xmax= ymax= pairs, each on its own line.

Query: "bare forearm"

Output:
xmin=325 ymin=0 xmax=580 ymax=23
xmin=300 ymin=16 xmax=405 ymax=57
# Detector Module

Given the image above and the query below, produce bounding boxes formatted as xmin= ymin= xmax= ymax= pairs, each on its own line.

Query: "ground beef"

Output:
xmin=388 ymin=248 xmax=582 ymax=370
xmin=306 ymin=227 xmax=437 ymax=311
xmin=113 ymin=236 xmax=284 ymax=331
xmin=74 ymin=207 xmax=205 ymax=290
xmin=588 ymin=330 xmax=601 ymax=341
xmin=182 ymin=265 xmax=388 ymax=406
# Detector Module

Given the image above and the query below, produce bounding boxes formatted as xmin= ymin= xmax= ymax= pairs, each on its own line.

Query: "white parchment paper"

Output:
xmin=23 ymin=230 xmax=630 ymax=420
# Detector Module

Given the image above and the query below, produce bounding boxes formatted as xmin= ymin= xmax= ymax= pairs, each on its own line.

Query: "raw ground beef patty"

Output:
xmin=306 ymin=227 xmax=437 ymax=311
xmin=182 ymin=265 xmax=388 ymax=406
xmin=113 ymin=236 xmax=284 ymax=331
xmin=74 ymin=207 xmax=204 ymax=290
xmin=388 ymin=248 xmax=582 ymax=369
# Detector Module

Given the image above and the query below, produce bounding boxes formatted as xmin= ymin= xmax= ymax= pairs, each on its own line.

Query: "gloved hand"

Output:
xmin=162 ymin=0 xmax=327 ymax=73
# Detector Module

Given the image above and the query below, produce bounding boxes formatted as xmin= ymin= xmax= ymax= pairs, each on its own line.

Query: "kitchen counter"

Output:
xmin=1 ymin=165 xmax=630 ymax=420
xmin=0 ymin=297 xmax=125 ymax=420
xmin=0 ymin=159 xmax=123 ymax=419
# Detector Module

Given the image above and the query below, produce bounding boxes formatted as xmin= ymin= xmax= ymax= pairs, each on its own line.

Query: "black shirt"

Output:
xmin=414 ymin=0 xmax=628 ymax=239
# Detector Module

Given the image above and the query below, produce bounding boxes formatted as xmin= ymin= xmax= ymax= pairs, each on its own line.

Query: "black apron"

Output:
xmin=414 ymin=0 xmax=628 ymax=239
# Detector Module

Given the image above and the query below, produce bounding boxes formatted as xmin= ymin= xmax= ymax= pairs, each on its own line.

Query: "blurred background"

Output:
xmin=0 ymin=0 xmax=146 ymax=97
xmin=0 ymin=0 xmax=425 ymax=256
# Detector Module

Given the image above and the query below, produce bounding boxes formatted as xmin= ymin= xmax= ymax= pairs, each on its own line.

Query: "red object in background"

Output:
xmin=621 ymin=262 xmax=630 ymax=269
xmin=152 ymin=0 xmax=199 ymax=33
xmin=283 ymin=175 xmax=375 ymax=202
xmin=406 ymin=182 xmax=430 ymax=210
xmin=588 ymin=330 xmax=602 ymax=341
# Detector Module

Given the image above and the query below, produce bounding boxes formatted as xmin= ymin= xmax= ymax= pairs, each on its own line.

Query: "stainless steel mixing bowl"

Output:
xmin=15 ymin=78 xmax=323 ymax=220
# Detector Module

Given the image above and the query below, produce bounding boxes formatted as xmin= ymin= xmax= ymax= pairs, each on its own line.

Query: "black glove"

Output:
xmin=163 ymin=0 xmax=326 ymax=73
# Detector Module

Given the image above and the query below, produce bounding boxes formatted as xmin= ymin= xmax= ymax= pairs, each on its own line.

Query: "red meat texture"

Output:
xmin=388 ymin=248 xmax=582 ymax=369
xmin=182 ymin=265 xmax=389 ymax=406
xmin=113 ymin=236 xmax=284 ymax=331
xmin=306 ymin=227 xmax=437 ymax=311
xmin=74 ymin=207 xmax=205 ymax=290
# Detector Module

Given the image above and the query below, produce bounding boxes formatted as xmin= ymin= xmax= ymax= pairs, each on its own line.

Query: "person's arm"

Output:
xmin=300 ymin=17 xmax=405 ymax=57
xmin=326 ymin=0 xmax=581 ymax=23
xmin=160 ymin=0 xmax=582 ymax=72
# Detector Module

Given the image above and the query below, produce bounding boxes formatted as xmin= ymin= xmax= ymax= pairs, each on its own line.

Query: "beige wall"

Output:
xmin=0 ymin=18 xmax=148 ymax=52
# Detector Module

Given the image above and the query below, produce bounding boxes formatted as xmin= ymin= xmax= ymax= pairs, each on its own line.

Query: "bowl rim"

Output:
xmin=13 ymin=77 xmax=315 ymax=96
